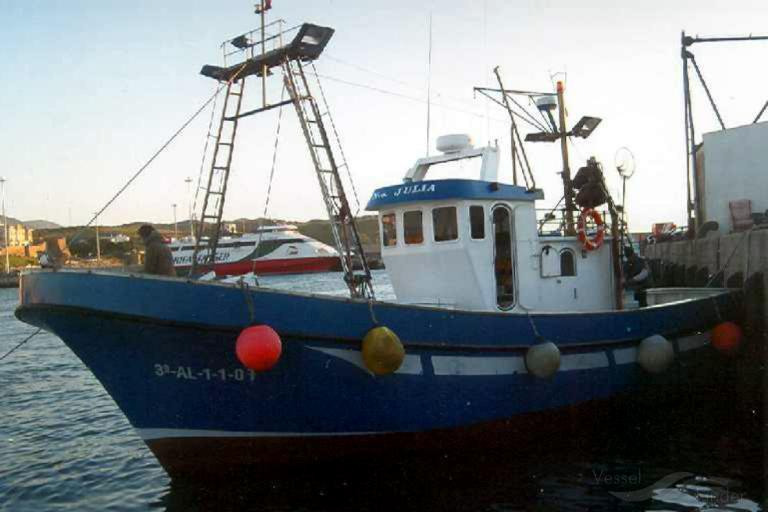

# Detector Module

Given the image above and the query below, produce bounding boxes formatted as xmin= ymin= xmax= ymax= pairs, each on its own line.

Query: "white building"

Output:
xmin=699 ymin=122 xmax=768 ymax=232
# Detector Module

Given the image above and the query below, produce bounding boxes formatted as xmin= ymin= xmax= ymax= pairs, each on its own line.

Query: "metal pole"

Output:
xmin=689 ymin=56 xmax=726 ymax=130
xmin=94 ymin=212 xmax=101 ymax=264
xmin=753 ymin=99 xmax=768 ymax=124
xmin=184 ymin=177 xmax=193 ymax=237
xmin=681 ymin=35 xmax=696 ymax=232
xmin=1 ymin=178 xmax=9 ymax=273
xmin=622 ymin=176 xmax=628 ymax=233
xmin=684 ymin=51 xmax=701 ymax=233
xmin=260 ymin=0 xmax=267 ymax=108
xmin=555 ymin=81 xmax=576 ymax=235
xmin=425 ymin=12 xmax=433 ymax=157
xmin=493 ymin=67 xmax=518 ymax=186
xmin=687 ymin=34 xmax=768 ymax=44
xmin=172 ymin=204 xmax=178 ymax=239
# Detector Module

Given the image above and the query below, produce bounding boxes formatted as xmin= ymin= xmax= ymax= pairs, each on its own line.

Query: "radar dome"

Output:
xmin=436 ymin=134 xmax=473 ymax=154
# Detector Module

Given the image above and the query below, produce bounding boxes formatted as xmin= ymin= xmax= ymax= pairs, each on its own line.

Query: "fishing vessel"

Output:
xmin=169 ymin=225 xmax=340 ymax=276
xmin=15 ymin=12 xmax=744 ymax=479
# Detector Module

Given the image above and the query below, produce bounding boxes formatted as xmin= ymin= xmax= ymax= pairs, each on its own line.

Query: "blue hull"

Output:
xmin=16 ymin=270 xmax=740 ymax=477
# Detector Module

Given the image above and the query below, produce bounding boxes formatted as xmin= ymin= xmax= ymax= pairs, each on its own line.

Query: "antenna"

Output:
xmin=425 ymin=12 xmax=433 ymax=157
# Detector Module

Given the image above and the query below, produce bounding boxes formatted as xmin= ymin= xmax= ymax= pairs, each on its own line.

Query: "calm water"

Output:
xmin=0 ymin=271 xmax=764 ymax=511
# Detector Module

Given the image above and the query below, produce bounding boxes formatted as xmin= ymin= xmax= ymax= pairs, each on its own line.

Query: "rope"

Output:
xmin=0 ymin=328 xmax=42 ymax=362
xmin=706 ymin=227 xmax=753 ymax=287
xmin=526 ymin=313 xmax=545 ymax=342
xmin=239 ymin=280 xmax=256 ymax=323
xmin=250 ymin=84 xmax=287 ymax=275
xmin=367 ymin=298 xmax=379 ymax=326
xmin=67 ymin=83 xmax=229 ymax=248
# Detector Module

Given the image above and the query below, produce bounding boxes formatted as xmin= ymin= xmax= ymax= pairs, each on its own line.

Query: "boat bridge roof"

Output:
xmin=366 ymin=179 xmax=544 ymax=210
xmin=200 ymin=23 xmax=334 ymax=82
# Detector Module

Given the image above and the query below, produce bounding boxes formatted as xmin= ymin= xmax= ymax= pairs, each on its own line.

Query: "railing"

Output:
xmin=219 ymin=20 xmax=302 ymax=65
xmin=536 ymin=208 xmax=614 ymax=237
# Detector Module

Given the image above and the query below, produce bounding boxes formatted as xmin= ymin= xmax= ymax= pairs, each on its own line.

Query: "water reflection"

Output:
xmin=154 ymin=456 xmax=762 ymax=512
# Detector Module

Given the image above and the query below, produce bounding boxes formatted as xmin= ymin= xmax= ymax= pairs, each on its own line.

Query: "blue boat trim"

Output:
xmin=366 ymin=179 xmax=544 ymax=210
xmin=16 ymin=302 xmax=716 ymax=353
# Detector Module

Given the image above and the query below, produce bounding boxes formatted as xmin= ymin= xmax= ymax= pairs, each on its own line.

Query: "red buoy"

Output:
xmin=236 ymin=325 xmax=282 ymax=371
xmin=711 ymin=321 xmax=742 ymax=354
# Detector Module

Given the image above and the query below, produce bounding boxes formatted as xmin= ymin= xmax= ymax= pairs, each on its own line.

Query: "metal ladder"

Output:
xmin=282 ymin=59 xmax=375 ymax=299
xmin=190 ymin=79 xmax=246 ymax=275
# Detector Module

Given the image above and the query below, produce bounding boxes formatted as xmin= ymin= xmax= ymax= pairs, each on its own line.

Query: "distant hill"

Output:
xmin=23 ymin=220 xmax=62 ymax=230
xmin=2 ymin=216 xmax=23 ymax=226
xmin=32 ymin=215 xmax=382 ymax=251
xmin=0 ymin=217 xmax=61 ymax=229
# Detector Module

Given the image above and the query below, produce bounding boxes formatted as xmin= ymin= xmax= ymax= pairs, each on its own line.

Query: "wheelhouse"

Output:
xmin=366 ymin=135 xmax=617 ymax=313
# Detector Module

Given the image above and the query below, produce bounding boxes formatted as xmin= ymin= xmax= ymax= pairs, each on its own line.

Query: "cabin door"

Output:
xmin=492 ymin=206 xmax=515 ymax=309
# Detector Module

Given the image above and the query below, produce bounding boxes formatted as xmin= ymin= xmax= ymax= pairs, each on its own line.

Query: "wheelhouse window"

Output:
xmin=493 ymin=206 xmax=515 ymax=309
xmin=432 ymin=207 xmax=458 ymax=242
xmin=540 ymin=245 xmax=560 ymax=277
xmin=470 ymin=205 xmax=485 ymax=239
xmin=382 ymin=213 xmax=397 ymax=247
xmin=540 ymin=246 xmax=577 ymax=277
xmin=403 ymin=210 xmax=424 ymax=245
xmin=560 ymin=249 xmax=576 ymax=276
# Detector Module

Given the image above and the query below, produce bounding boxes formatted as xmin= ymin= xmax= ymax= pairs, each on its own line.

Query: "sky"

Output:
xmin=2 ymin=0 xmax=768 ymax=232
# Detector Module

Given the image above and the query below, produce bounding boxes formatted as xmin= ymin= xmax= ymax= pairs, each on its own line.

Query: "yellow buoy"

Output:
xmin=361 ymin=326 xmax=405 ymax=375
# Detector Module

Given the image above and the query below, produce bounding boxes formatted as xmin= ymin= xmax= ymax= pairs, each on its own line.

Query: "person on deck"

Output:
xmin=623 ymin=246 xmax=652 ymax=307
xmin=138 ymin=224 xmax=176 ymax=277
xmin=572 ymin=157 xmax=608 ymax=209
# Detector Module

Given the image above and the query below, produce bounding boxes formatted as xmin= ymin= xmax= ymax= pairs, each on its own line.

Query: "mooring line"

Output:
xmin=0 ymin=328 xmax=42 ymax=362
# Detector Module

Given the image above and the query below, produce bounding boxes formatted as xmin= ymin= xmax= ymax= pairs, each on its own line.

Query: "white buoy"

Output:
xmin=637 ymin=334 xmax=675 ymax=374
xmin=525 ymin=341 xmax=561 ymax=379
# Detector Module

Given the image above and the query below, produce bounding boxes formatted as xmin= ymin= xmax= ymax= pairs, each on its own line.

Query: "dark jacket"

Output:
xmin=624 ymin=254 xmax=651 ymax=289
xmin=142 ymin=231 xmax=176 ymax=277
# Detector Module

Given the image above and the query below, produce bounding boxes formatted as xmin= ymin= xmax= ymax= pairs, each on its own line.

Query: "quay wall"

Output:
xmin=643 ymin=229 xmax=767 ymax=335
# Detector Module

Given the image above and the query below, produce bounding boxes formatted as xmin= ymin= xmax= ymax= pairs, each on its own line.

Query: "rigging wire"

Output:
xmin=308 ymin=71 xmax=508 ymax=124
xmin=250 ymin=84 xmax=287 ymax=276
xmin=0 ymin=328 xmax=42 ymax=362
xmin=67 ymin=82 xmax=229 ymax=247
xmin=324 ymin=54 xmax=484 ymax=112
xmin=475 ymin=89 xmax=546 ymax=132
xmin=309 ymin=62 xmax=363 ymax=215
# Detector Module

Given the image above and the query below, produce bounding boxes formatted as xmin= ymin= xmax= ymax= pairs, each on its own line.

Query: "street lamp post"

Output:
xmin=172 ymin=204 xmax=178 ymax=240
xmin=94 ymin=212 xmax=101 ymax=264
xmin=1 ymin=178 xmax=9 ymax=274
xmin=184 ymin=177 xmax=194 ymax=238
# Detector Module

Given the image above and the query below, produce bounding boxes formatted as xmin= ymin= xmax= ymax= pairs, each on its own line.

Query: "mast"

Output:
xmin=196 ymin=20 xmax=373 ymax=298
xmin=556 ymin=81 xmax=576 ymax=236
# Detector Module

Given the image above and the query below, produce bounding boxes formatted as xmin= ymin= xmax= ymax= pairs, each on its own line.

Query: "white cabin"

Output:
xmin=366 ymin=135 xmax=617 ymax=313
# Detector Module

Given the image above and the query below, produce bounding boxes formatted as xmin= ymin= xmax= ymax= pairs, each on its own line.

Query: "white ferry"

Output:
xmin=169 ymin=225 xmax=340 ymax=276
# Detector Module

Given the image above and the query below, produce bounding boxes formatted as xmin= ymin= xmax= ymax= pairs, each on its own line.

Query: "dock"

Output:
xmin=643 ymin=229 xmax=767 ymax=334
xmin=0 ymin=272 xmax=19 ymax=288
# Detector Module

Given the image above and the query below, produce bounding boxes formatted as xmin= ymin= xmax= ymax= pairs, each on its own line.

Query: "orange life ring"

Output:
xmin=577 ymin=208 xmax=605 ymax=251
